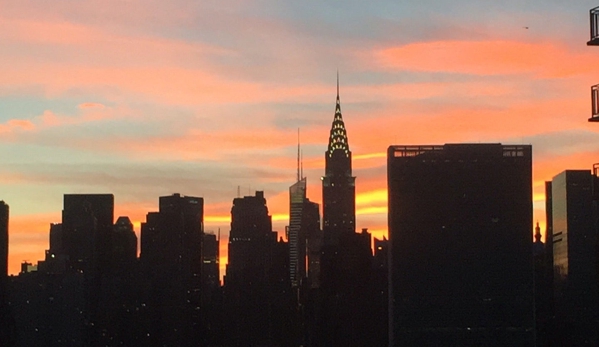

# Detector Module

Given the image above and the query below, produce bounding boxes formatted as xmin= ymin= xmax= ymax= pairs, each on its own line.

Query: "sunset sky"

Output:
xmin=2 ymin=1 xmax=599 ymax=277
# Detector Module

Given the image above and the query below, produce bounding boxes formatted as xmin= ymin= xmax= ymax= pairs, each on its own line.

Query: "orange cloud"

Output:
xmin=78 ymin=102 xmax=105 ymax=110
xmin=0 ymin=119 xmax=35 ymax=134
xmin=356 ymin=189 xmax=387 ymax=206
xmin=376 ymin=40 xmax=598 ymax=78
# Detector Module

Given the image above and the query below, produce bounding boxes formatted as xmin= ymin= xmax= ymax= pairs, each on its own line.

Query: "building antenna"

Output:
xmin=237 ymin=185 xmax=240 ymax=198
xmin=297 ymin=128 xmax=301 ymax=182
xmin=301 ymin=149 xmax=304 ymax=180
xmin=337 ymin=69 xmax=339 ymax=98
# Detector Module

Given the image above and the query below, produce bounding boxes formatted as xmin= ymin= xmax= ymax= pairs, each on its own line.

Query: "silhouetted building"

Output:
xmin=374 ymin=236 xmax=388 ymax=270
xmin=0 ymin=200 xmax=14 ymax=346
xmin=289 ymin=175 xmax=322 ymax=290
xmin=532 ymin=219 xmax=553 ymax=347
xmin=388 ymin=144 xmax=535 ymax=347
xmin=0 ymin=200 xmax=7 ymax=285
xmin=62 ymin=194 xmax=115 ymax=272
xmin=322 ymin=77 xmax=355 ymax=243
xmin=34 ymin=223 xmax=68 ymax=275
xmin=61 ymin=194 xmax=115 ymax=345
xmin=313 ymin=78 xmax=377 ymax=346
xmin=304 ymin=200 xmax=321 ymax=289
xmin=549 ymin=170 xmax=599 ymax=345
xmin=111 ymin=217 xmax=137 ymax=269
xmin=48 ymin=223 xmax=63 ymax=255
xmin=372 ymin=236 xmax=389 ymax=347
xmin=289 ymin=177 xmax=307 ymax=287
xmin=140 ymin=193 xmax=203 ymax=346
xmin=224 ymin=191 xmax=293 ymax=345
xmin=202 ymin=232 xmax=219 ymax=291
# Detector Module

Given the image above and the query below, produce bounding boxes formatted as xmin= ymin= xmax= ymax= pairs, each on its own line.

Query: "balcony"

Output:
xmin=590 ymin=85 xmax=599 ymax=122
xmin=588 ymin=6 xmax=599 ymax=45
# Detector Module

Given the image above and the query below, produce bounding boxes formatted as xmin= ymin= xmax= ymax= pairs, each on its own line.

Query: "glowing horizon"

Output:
xmin=2 ymin=1 xmax=597 ymax=276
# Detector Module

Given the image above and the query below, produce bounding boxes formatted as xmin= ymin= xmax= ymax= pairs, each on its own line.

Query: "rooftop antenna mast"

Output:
xmin=297 ymin=128 xmax=301 ymax=182
xmin=300 ymin=149 xmax=304 ymax=180
xmin=337 ymin=69 xmax=339 ymax=98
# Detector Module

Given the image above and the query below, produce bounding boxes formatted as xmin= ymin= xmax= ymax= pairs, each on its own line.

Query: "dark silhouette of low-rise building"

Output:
xmin=388 ymin=144 xmax=535 ymax=347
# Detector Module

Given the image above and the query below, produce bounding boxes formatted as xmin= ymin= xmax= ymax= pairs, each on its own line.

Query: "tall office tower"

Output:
xmin=61 ymin=194 xmax=114 ymax=345
xmin=289 ymin=177 xmax=307 ymax=287
xmin=372 ymin=236 xmax=390 ymax=347
xmin=48 ymin=223 xmax=63 ymax=255
xmin=141 ymin=193 xmax=203 ymax=276
xmin=0 ymin=201 xmax=7 ymax=283
xmin=388 ymin=144 xmax=534 ymax=347
xmin=224 ymin=191 xmax=291 ymax=346
xmin=545 ymin=181 xmax=554 ymax=275
xmin=62 ymin=194 xmax=114 ymax=272
xmin=226 ymin=191 xmax=274 ymax=288
xmin=201 ymin=232 xmax=219 ymax=292
xmin=316 ymin=78 xmax=374 ymax=347
xmin=322 ymin=77 xmax=355 ymax=243
xmin=548 ymin=170 xmax=598 ymax=344
xmin=304 ymin=200 xmax=321 ymax=289
xmin=112 ymin=216 xmax=137 ymax=269
xmin=139 ymin=193 xmax=204 ymax=346
xmin=0 ymin=201 xmax=8 ymax=342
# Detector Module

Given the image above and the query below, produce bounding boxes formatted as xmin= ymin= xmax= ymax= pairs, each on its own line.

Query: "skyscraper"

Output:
xmin=224 ymin=191 xmax=292 ymax=345
xmin=304 ymin=200 xmax=321 ymax=289
xmin=61 ymin=194 xmax=114 ymax=345
xmin=201 ymin=232 xmax=219 ymax=292
xmin=112 ymin=216 xmax=137 ymax=270
xmin=315 ymin=77 xmax=375 ymax=346
xmin=289 ymin=177 xmax=307 ymax=287
xmin=139 ymin=193 xmax=204 ymax=346
xmin=0 ymin=201 xmax=8 ymax=333
xmin=388 ymin=144 xmax=534 ymax=347
xmin=322 ymin=76 xmax=355 ymax=244
xmin=548 ymin=170 xmax=599 ymax=344
xmin=0 ymin=201 xmax=7 ymax=283
xmin=61 ymin=194 xmax=115 ymax=272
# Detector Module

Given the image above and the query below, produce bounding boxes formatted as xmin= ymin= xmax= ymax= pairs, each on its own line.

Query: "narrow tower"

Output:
xmin=322 ymin=74 xmax=356 ymax=244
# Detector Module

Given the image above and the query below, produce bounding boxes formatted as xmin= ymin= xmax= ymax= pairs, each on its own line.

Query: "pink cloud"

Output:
xmin=78 ymin=102 xmax=105 ymax=110
xmin=0 ymin=119 xmax=35 ymax=134
xmin=375 ymin=40 xmax=598 ymax=78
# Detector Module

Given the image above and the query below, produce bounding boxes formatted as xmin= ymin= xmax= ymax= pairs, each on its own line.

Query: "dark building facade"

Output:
xmin=549 ymin=170 xmax=599 ymax=345
xmin=112 ymin=216 xmax=137 ymax=272
xmin=202 ymin=232 xmax=219 ymax=292
xmin=62 ymin=194 xmax=115 ymax=345
xmin=388 ymin=144 xmax=535 ymax=347
xmin=62 ymin=194 xmax=115 ymax=272
xmin=304 ymin=200 xmax=321 ymax=289
xmin=289 ymin=176 xmax=322 ymax=289
xmin=0 ymin=200 xmax=14 ymax=346
xmin=0 ymin=201 xmax=7 ymax=287
xmin=289 ymin=177 xmax=308 ymax=287
xmin=314 ymin=79 xmax=376 ymax=346
xmin=224 ymin=191 xmax=293 ymax=345
xmin=139 ymin=193 xmax=203 ymax=347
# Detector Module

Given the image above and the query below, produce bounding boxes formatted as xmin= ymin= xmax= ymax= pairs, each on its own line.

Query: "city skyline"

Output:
xmin=3 ymin=1 xmax=599 ymax=276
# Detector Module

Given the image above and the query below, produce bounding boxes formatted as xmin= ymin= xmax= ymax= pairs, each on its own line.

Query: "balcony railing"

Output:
xmin=590 ymin=84 xmax=599 ymax=122
xmin=589 ymin=6 xmax=599 ymax=45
